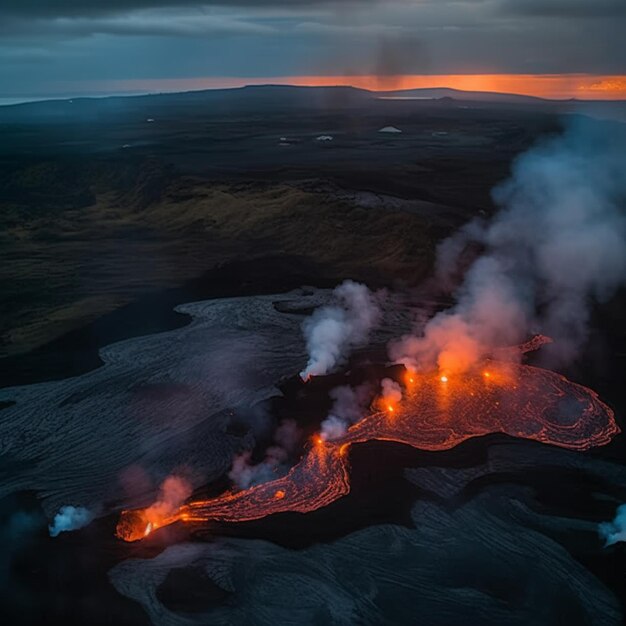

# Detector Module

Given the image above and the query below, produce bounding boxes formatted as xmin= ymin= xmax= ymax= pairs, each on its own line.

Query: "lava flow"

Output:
xmin=116 ymin=341 xmax=619 ymax=541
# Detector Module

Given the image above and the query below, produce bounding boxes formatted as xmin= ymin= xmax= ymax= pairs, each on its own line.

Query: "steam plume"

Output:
xmin=599 ymin=504 xmax=626 ymax=546
xmin=144 ymin=475 xmax=192 ymax=525
xmin=229 ymin=419 xmax=302 ymax=489
xmin=321 ymin=383 xmax=372 ymax=441
xmin=228 ymin=451 xmax=279 ymax=490
xmin=380 ymin=378 xmax=402 ymax=409
xmin=391 ymin=119 xmax=626 ymax=374
xmin=49 ymin=506 xmax=95 ymax=537
xmin=300 ymin=280 xmax=380 ymax=380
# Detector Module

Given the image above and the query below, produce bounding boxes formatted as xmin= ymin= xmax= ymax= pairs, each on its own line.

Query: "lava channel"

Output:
xmin=117 ymin=350 xmax=619 ymax=541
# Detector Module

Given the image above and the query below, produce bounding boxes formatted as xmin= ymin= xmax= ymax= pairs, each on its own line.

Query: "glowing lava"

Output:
xmin=116 ymin=341 xmax=618 ymax=541
xmin=117 ymin=508 xmax=180 ymax=542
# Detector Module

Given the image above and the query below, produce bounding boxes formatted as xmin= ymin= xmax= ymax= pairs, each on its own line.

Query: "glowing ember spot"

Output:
xmin=440 ymin=375 xmax=449 ymax=383
xmin=387 ymin=405 xmax=394 ymax=413
xmin=116 ymin=475 xmax=191 ymax=541
xmin=116 ymin=510 xmax=151 ymax=542
xmin=116 ymin=348 xmax=618 ymax=541
xmin=483 ymin=371 xmax=491 ymax=378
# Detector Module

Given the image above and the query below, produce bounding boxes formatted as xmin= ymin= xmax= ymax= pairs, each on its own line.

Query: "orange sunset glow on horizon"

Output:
xmin=76 ymin=74 xmax=626 ymax=101
xmin=283 ymin=74 xmax=626 ymax=100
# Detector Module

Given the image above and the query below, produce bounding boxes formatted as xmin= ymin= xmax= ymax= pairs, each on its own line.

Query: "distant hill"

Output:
xmin=377 ymin=87 xmax=548 ymax=104
xmin=0 ymin=83 xmax=624 ymax=124
xmin=0 ymin=85 xmax=373 ymax=123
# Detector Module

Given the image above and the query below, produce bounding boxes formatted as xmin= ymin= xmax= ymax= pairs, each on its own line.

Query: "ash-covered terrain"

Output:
xmin=6 ymin=85 xmax=622 ymax=361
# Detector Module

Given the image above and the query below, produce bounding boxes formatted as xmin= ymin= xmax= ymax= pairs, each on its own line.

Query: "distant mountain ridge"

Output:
xmin=0 ymin=84 xmax=624 ymax=123
xmin=377 ymin=86 xmax=548 ymax=103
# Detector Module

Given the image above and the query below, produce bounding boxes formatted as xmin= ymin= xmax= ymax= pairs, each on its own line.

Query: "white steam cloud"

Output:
xmin=229 ymin=451 xmax=278 ymax=490
xmin=49 ymin=506 xmax=95 ymax=537
xmin=391 ymin=119 xmax=626 ymax=374
xmin=321 ymin=383 xmax=372 ymax=441
xmin=599 ymin=504 xmax=626 ymax=546
xmin=229 ymin=419 xmax=302 ymax=489
xmin=300 ymin=280 xmax=380 ymax=380
xmin=380 ymin=378 xmax=403 ymax=409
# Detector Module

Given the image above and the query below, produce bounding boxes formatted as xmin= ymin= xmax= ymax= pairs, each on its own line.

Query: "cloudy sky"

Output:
xmin=1 ymin=0 xmax=625 ymax=99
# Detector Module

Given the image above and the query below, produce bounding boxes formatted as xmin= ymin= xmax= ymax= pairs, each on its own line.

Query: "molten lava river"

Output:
xmin=117 ymin=342 xmax=619 ymax=542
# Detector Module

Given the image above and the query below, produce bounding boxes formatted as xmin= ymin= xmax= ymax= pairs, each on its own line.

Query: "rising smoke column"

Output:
xmin=391 ymin=119 xmax=626 ymax=374
xmin=379 ymin=378 xmax=403 ymax=411
xmin=300 ymin=280 xmax=380 ymax=380
xmin=116 ymin=475 xmax=193 ymax=541
xmin=321 ymin=384 xmax=373 ymax=441
xmin=141 ymin=475 xmax=193 ymax=535
xmin=320 ymin=378 xmax=403 ymax=441
xmin=229 ymin=419 xmax=302 ymax=489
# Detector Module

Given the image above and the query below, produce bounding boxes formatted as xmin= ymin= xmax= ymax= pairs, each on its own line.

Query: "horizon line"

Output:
xmin=3 ymin=73 xmax=626 ymax=105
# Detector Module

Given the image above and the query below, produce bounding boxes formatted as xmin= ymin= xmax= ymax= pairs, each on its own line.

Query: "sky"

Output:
xmin=1 ymin=0 xmax=625 ymax=100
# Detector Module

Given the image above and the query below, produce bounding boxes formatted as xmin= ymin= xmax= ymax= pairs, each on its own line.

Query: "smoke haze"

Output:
xmin=144 ymin=476 xmax=192 ymax=525
xmin=300 ymin=280 xmax=381 ymax=380
xmin=380 ymin=378 xmax=403 ymax=409
xmin=49 ymin=506 xmax=95 ymax=537
xmin=321 ymin=383 xmax=373 ymax=441
xmin=391 ymin=119 xmax=626 ymax=374
xmin=229 ymin=419 xmax=302 ymax=489
xmin=600 ymin=504 xmax=626 ymax=546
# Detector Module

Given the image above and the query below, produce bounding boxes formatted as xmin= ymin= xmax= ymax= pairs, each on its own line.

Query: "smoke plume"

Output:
xmin=300 ymin=280 xmax=381 ymax=380
xmin=372 ymin=33 xmax=428 ymax=91
xmin=380 ymin=378 xmax=403 ymax=409
xmin=391 ymin=119 xmax=626 ymax=374
xmin=144 ymin=475 xmax=192 ymax=525
xmin=49 ymin=506 xmax=95 ymax=537
xmin=599 ymin=504 xmax=626 ymax=546
xmin=229 ymin=419 xmax=302 ymax=489
xmin=321 ymin=383 xmax=373 ymax=441
xmin=228 ymin=452 xmax=278 ymax=490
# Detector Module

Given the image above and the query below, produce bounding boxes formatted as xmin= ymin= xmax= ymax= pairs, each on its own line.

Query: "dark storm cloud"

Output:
xmin=0 ymin=0 xmax=624 ymax=98
xmin=500 ymin=0 xmax=626 ymax=18
xmin=0 ymin=0 xmax=375 ymax=18
xmin=0 ymin=13 xmax=274 ymax=38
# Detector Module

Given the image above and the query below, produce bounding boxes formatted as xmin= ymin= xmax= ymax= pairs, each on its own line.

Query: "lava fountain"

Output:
xmin=116 ymin=338 xmax=618 ymax=541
